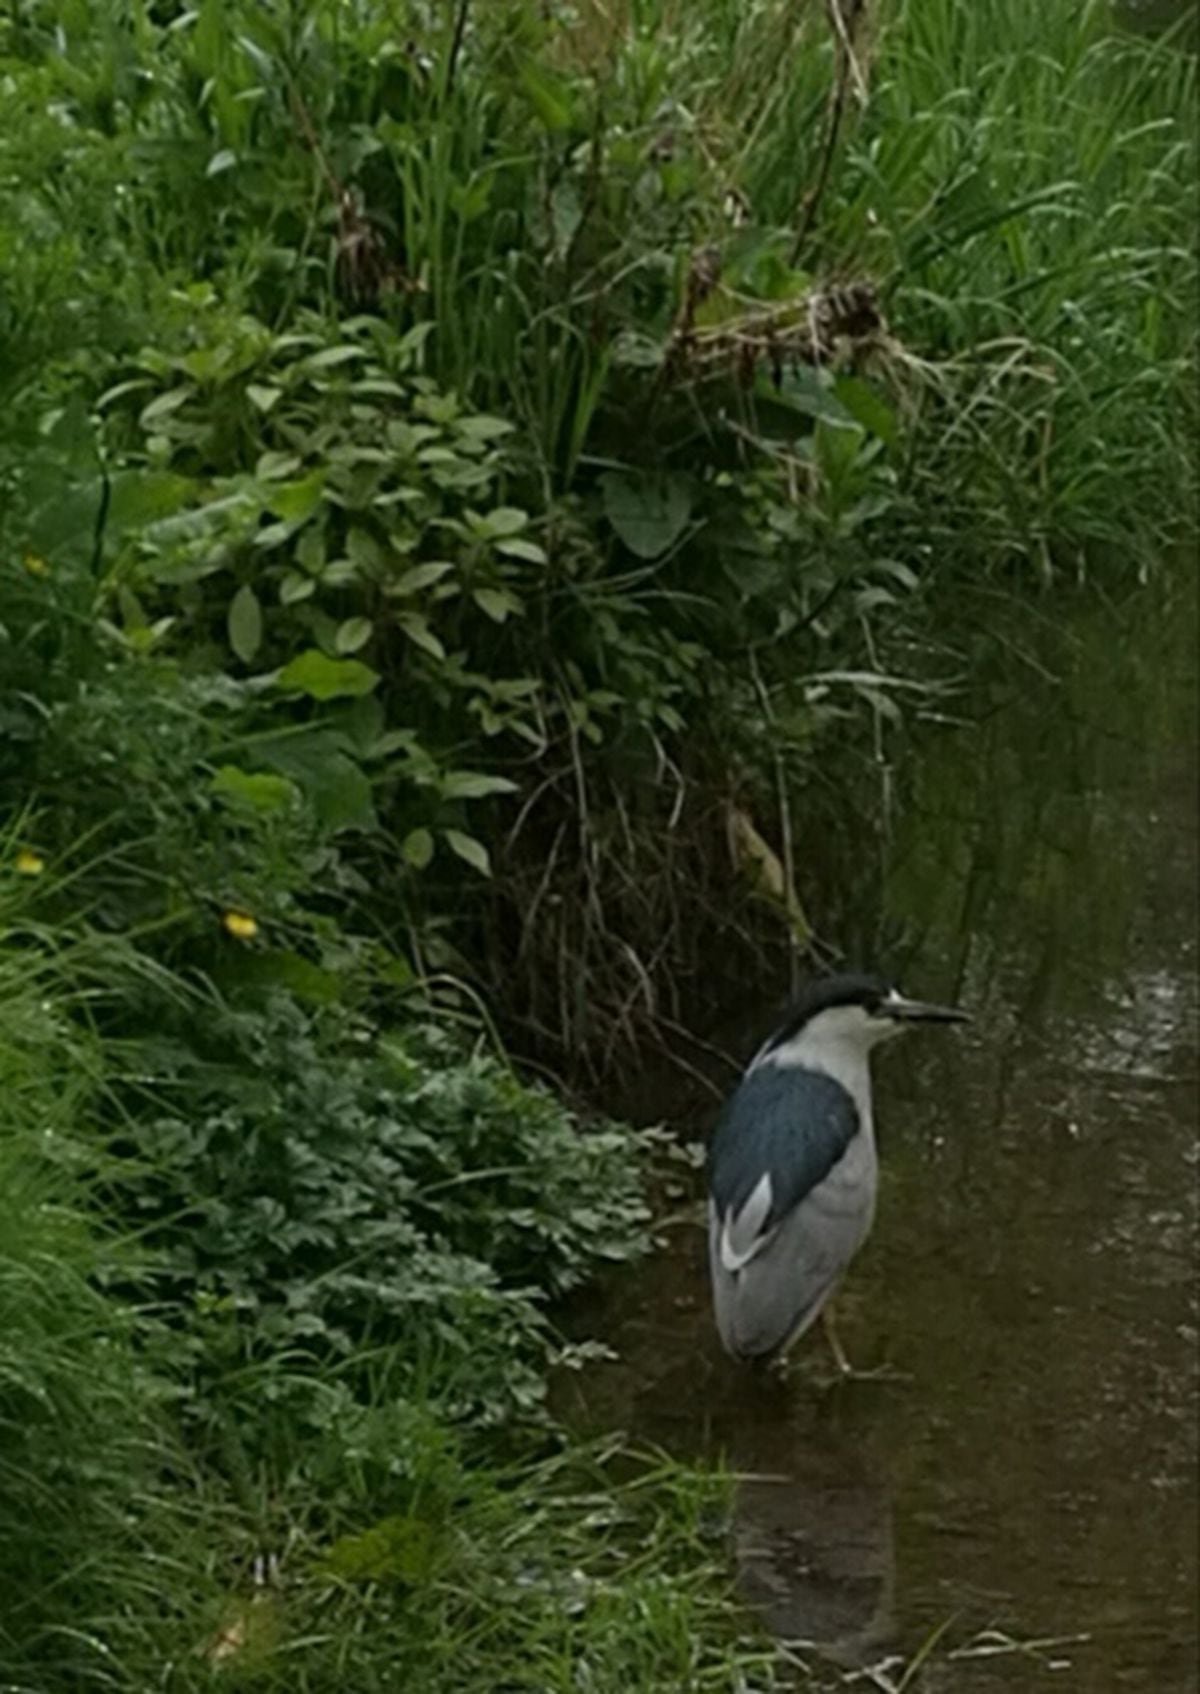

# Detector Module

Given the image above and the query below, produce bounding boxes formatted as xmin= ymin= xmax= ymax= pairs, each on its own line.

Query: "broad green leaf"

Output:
xmin=479 ymin=506 xmax=529 ymax=539
xmin=415 ymin=392 xmax=460 ymax=426
xmin=296 ymin=526 xmax=326 ymax=574
xmin=387 ymin=420 xmax=440 ymax=452
xmin=96 ymin=378 xmax=152 ymax=410
xmin=396 ymin=614 xmax=446 ymax=660
xmin=815 ymin=417 xmax=866 ymax=483
xmin=739 ymin=245 xmax=811 ymax=302
xmin=833 ymin=376 xmax=899 ymax=449
xmin=441 ymin=771 xmax=518 ymax=801
xmin=211 ymin=766 xmax=297 ymax=813
xmin=266 ymin=471 xmax=326 ymax=524
xmin=305 ymin=345 xmax=367 ymax=370
xmin=333 ymin=445 xmax=390 ymax=466
xmin=247 ymin=384 xmax=283 ymax=414
xmin=347 ymin=528 xmax=381 ymax=571
xmin=23 ymin=476 xmax=105 ymax=560
xmin=600 ymin=471 xmax=693 ymax=561
xmin=335 ymin=616 xmax=373 ymax=654
xmin=140 ymin=490 xmax=250 ymax=547
xmin=306 ymin=751 xmax=376 ymax=831
xmin=551 ymin=179 xmax=583 ymax=254
xmin=227 ymin=584 xmax=263 ymax=663
xmin=277 ymin=650 xmax=379 ymax=700
xmin=455 ymin=415 xmax=514 ymax=443
xmin=402 ymin=828 xmax=434 ymax=869
xmin=443 ymin=829 xmax=491 ymax=876
xmin=179 ymin=345 xmax=223 ymax=383
xmin=473 ymin=587 xmax=522 ymax=624
xmin=280 ymin=571 xmax=315 ymax=605
xmin=256 ymin=450 xmax=302 ymax=481
xmin=495 ymin=538 xmax=547 ymax=565
xmin=391 ymin=560 xmax=454 ymax=596
xmin=105 ymin=470 xmax=194 ymax=534
xmin=767 ymin=366 xmax=856 ymax=428
xmin=397 ymin=321 xmax=435 ymax=363
xmin=254 ymin=728 xmax=373 ymax=831
xmin=378 ymin=952 xmax=415 ymax=989
xmin=449 ymin=176 xmax=493 ymax=222
xmin=139 ymin=387 xmax=192 ymax=429
xmin=334 ymin=694 xmax=385 ymax=752
xmin=260 ymin=734 xmax=376 ymax=831
xmin=206 ymin=148 xmax=237 ymax=177
xmin=253 ymin=521 xmax=294 ymax=551
xmin=124 ymin=617 xmax=175 ymax=654
xmin=373 ymin=729 xmax=418 ymax=758
xmin=351 ymin=379 xmax=406 ymax=401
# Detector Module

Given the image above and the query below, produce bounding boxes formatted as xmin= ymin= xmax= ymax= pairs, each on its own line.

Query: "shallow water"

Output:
xmin=559 ymin=576 xmax=1198 ymax=1691
xmin=1119 ymin=0 xmax=1198 ymax=35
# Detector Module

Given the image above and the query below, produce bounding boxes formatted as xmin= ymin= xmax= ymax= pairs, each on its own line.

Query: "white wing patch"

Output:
xmin=718 ymin=1170 xmax=775 ymax=1272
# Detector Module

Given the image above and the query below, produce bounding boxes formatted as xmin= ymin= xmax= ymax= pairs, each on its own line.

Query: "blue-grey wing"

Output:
xmin=707 ymin=1065 xmax=871 ymax=1361
xmin=708 ymin=1066 xmax=859 ymax=1272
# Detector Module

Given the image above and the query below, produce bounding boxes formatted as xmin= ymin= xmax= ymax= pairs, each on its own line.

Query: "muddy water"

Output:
xmin=559 ymin=576 xmax=1198 ymax=1691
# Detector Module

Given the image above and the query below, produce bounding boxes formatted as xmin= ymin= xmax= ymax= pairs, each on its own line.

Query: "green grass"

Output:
xmin=0 ymin=930 xmax=210 ymax=1688
xmin=0 ymin=908 xmax=784 ymax=1692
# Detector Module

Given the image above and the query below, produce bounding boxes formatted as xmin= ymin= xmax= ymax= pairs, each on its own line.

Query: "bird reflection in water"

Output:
xmin=717 ymin=1369 xmax=894 ymax=1668
xmin=732 ymin=1439 xmax=893 ymax=1666
xmin=556 ymin=1227 xmax=897 ymax=1671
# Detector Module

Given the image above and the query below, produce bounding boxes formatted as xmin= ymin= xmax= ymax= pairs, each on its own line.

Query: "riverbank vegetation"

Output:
xmin=1 ymin=0 xmax=1194 ymax=1686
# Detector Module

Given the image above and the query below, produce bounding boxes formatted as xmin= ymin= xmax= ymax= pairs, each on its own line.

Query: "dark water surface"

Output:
xmin=559 ymin=577 xmax=1198 ymax=1691
xmin=1119 ymin=0 xmax=1198 ymax=37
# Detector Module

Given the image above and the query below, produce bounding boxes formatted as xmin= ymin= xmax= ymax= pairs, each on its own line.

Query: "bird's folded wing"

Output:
xmin=708 ymin=1063 xmax=859 ymax=1263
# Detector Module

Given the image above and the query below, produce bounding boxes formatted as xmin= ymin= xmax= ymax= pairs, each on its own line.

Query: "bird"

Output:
xmin=708 ymin=972 xmax=968 ymax=1376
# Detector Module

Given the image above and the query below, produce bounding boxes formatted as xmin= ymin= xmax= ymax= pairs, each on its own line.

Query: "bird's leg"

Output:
xmin=820 ymin=1300 xmax=911 ymax=1385
xmin=821 ymin=1299 xmax=854 ymax=1377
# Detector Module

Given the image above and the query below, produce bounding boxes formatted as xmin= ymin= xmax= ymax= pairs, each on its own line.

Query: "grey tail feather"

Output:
xmin=730 ymin=1285 xmax=830 ymax=1366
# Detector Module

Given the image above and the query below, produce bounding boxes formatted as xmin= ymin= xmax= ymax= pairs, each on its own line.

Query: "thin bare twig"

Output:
xmin=748 ymin=647 xmax=803 ymax=998
xmin=445 ymin=0 xmax=471 ymax=99
xmin=789 ymin=0 xmax=871 ymax=264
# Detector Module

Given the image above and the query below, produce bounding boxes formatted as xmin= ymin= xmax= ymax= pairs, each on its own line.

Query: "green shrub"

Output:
xmin=0 ymin=925 xmax=760 ymax=1693
xmin=107 ymin=995 xmax=652 ymax=1439
xmin=3 ymin=0 xmax=1192 ymax=1069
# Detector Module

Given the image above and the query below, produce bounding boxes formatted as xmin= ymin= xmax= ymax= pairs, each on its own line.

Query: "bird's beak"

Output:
xmin=885 ymin=994 xmax=970 ymax=1025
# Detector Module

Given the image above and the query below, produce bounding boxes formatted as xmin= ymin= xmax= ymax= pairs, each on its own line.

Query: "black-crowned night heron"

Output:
xmin=708 ymin=973 xmax=968 ymax=1375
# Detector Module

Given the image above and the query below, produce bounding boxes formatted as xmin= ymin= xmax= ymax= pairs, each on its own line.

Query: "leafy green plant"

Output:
xmin=3 ymin=0 xmax=1193 ymax=1064
xmin=0 ymin=913 xmax=771 ymax=1694
xmin=109 ymin=994 xmax=652 ymax=1437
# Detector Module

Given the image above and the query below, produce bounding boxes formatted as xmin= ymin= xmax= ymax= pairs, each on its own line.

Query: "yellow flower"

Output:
xmin=15 ymin=849 xmax=46 ymax=877
xmin=222 ymin=910 xmax=259 ymax=941
xmin=22 ymin=554 xmax=49 ymax=577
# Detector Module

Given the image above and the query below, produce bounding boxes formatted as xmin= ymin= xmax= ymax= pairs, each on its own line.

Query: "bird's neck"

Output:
xmin=758 ymin=1030 xmax=875 ymax=1133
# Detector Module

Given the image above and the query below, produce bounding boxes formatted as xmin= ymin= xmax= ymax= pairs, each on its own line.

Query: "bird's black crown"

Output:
xmin=761 ymin=971 xmax=892 ymax=1053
